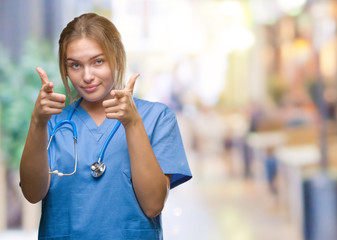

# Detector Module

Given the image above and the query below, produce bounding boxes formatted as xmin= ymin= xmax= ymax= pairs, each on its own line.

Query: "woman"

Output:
xmin=20 ymin=13 xmax=191 ymax=239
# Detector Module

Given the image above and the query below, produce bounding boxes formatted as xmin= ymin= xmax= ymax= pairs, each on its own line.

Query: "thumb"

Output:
xmin=125 ymin=73 xmax=140 ymax=93
xmin=36 ymin=67 xmax=53 ymax=93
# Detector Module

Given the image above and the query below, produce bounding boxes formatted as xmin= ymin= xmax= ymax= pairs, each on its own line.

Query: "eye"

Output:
xmin=95 ymin=59 xmax=104 ymax=65
xmin=71 ymin=63 xmax=81 ymax=69
xmin=66 ymin=61 xmax=81 ymax=70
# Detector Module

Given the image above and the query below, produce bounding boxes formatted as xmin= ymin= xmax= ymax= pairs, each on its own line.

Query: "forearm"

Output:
xmin=125 ymin=117 xmax=170 ymax=218
xmin=20 ymin=118 xmax=51 ymax=203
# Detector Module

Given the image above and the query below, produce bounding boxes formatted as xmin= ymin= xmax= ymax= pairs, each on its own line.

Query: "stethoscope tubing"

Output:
xmin=48 ymin=98 xmax=121 ymax=178
xmin=98 ymin=121 xmax=121 ymax=163
xmin=48 ymin=99 xmax=80 ymax=177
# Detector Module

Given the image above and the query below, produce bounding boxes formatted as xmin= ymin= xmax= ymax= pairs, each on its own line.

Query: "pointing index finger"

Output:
xmin=36 ymin=67 xmax=49 ymax=85
xmin=36 ymin=67 xmax=53 ymax=93
xmin=125 ymin=73 xmax=140 ymax=93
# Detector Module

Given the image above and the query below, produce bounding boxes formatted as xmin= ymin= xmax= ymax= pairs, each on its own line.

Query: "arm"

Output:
xmin=20 ymin=67 xmax=66 ymax=203
xmin=124 ymin=116 xmax=171 ymax=218
xmin=103 ymin=74 xmax=170 ymax=218
xmin=20 ymin=116 xmax=51 ymax=203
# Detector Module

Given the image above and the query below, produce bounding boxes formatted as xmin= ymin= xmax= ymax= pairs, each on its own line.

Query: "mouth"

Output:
xmin=83 ymin=84 xmax=99 ymax=93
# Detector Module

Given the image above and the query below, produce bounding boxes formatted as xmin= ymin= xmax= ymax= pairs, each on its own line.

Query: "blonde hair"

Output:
xmin=58 ymin=13 xmax=126 ymax=100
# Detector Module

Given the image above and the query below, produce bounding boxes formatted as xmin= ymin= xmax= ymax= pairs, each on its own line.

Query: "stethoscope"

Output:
xmin=47 ymin=98 xmax=121 ymax=178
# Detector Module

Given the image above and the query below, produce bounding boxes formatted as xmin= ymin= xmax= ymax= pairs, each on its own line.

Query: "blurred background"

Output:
xmin=1 ymin=0 xmax=337 ymax=239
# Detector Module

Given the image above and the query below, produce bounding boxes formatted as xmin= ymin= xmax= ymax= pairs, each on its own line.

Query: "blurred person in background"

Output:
xmin=264 ymin=147 xmax=278 ymax=195
xmin=19 ymin=13 xmax=191 ymax=239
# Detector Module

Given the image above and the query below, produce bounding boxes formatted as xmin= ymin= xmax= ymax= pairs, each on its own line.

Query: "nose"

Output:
xmin=83 ymin=66 xmax=94 ymax=83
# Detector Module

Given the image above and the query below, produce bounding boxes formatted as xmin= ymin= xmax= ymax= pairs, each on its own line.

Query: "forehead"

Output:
xmin=66 ymin=37 xmax=104 ymax=60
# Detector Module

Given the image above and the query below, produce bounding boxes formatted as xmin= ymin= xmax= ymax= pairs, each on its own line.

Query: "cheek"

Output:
xmin=101 ymin=69 xmax=115 ymax=84
xmin=67 ymin=72 xmax=80 ymax=85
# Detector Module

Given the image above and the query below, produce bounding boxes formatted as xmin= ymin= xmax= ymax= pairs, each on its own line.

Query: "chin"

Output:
xmin=80 ymin=92 xmax=110 ymax=103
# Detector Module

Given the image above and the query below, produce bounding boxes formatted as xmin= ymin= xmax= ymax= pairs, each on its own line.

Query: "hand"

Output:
xmin=102 ymin=73 xmax=141 ymax=127
xmin=32 ymin=67 xmax=66 ymax=125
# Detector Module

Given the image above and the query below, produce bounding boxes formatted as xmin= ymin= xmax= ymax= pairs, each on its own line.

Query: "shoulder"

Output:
xmin=134 ymin=98 xmax=175 ymax=120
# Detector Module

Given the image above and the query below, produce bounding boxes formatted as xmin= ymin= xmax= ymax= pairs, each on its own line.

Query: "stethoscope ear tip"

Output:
xmin=50 ymin=170 xmax=64 ymax=177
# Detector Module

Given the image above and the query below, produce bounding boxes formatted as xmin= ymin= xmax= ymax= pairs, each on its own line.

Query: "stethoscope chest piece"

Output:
xmin=91 ymin=161 xmax=106 ymax=178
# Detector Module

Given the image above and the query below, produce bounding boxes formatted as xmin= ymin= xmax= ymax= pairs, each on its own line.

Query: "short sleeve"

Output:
xmin=150 ymin=106 xmax=192 ymax=189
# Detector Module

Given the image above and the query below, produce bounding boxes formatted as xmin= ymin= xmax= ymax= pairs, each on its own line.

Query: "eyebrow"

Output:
xmin=66 ymin=53 xmax=104 ymax=62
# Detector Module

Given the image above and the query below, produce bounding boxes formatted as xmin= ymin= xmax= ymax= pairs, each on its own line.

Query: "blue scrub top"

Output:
xmin=39 ymin=98 xmax=192 ymax=240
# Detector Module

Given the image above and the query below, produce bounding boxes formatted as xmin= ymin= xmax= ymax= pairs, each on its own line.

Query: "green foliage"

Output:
xmin=0 ymin=38 xmax=63 ymax=169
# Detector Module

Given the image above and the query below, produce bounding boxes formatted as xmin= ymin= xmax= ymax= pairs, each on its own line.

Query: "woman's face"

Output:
xmin=66 ymin=37 xmax=114 ymax=103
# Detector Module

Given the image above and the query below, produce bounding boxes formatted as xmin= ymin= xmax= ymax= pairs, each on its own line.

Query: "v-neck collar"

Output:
xmin=75 ymin=104 xmax=116 ymax=142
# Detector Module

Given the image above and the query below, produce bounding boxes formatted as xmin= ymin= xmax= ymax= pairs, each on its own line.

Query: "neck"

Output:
xmin=81 ymin=99 xmax=104 ymax=112
xmin=80 ymin=98 xmax=108 ymax=126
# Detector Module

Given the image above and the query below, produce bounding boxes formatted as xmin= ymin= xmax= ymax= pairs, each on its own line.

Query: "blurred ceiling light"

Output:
xmin=277 ymin=0 xmax=307 ymax=15
xmin=219 ymin=1 xmax=244 ymax=18
xmin=249 ymin=0 xmax=281 ymax=24
xmin=218 ymin=26 xmax=255 ymax=52
xmin=217 ymin=1 xmax=255 ymax=51
xmin=196 ymin=0 xmax=255 ymax=106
